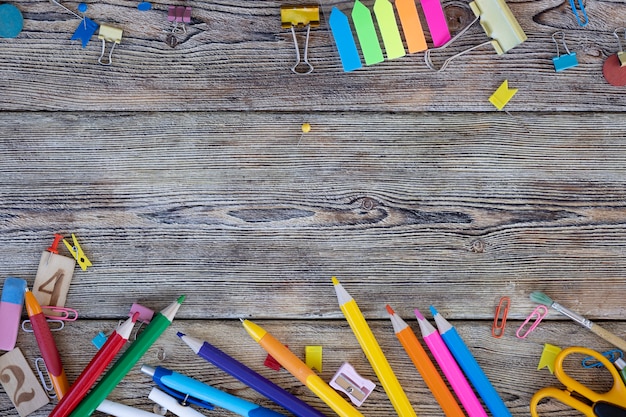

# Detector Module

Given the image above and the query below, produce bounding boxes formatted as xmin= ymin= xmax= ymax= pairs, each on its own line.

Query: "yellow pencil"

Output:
xmin=332 ymin=277 xmax=417 ymax=417
xmin=242 ymin=319 xmax=365 ymax=417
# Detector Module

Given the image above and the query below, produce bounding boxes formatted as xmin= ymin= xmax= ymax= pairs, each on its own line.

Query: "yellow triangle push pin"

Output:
xmin=489 ymin=80 xmax=518 ymax=111
xmin=63 ymin=233 xmax=92 ymax=271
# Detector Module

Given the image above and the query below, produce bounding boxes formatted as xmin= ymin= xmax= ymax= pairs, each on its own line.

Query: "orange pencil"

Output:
xmin=386 ymin=305 xmax=465 ymax=417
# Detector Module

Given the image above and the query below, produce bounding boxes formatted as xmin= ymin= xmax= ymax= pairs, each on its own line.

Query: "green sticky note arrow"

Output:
xmin=352 ymin=0 xmax=384 ymax=65
xmin=373 ymin=0 xmax=406 ymax=60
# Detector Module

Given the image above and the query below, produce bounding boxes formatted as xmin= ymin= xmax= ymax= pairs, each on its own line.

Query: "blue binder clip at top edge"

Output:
xmin=568 ymin=0 xmax=589 ymax=27
xmin=551 ymin=31 xmax=578 ymax=72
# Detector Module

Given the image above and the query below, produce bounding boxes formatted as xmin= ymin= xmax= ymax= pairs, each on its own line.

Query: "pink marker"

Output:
xmin=414 ymin=309 xmax=488 ymax=417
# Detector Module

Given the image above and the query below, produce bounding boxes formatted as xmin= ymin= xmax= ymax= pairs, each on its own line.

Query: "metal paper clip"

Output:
xmin=516 ymin=305 xmax=548 ymax=338
xmin=568 ymin=0 xmax=588 ymax=27
xmin=425 ymin=0 xmax=526 ymax=71
xmin=329 ymin=362 xmax=376 ymax=406
xmin=34 ymin=357 xmax=57 ymax=399
xmin=42 ymin=306 xmax=78 ymax=321
xmin=614 ymin=28 xmax=626 ymax=67
xmin=281 ymin=5 xmax=320 ymax=75
xmin=97 ymin=25 xmax=123 ymax=66
xmin=50 ymin=0 xmax=82 ymax=19
xmin=552 ymin=31 xmax=578 ymax=72
xmin=582 ymin=349 xmax=624 ymax=368
xmin=492 ymin=296 xmax=510 ymax=338
xmin=22 ymin=319 xmax=65 ymax=332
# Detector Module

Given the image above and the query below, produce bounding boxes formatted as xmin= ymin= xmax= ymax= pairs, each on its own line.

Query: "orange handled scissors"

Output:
xmin=531 ymin=347 xmax=626 ymax=417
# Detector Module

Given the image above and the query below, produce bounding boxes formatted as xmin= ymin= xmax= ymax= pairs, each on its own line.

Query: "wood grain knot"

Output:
xmin=470 ymin=239 xmax=486 ymax=253
xmin=360 ymin=197 xmax=378 ymax=210
xmin=444 ymin=2 xmax=474 ymax=33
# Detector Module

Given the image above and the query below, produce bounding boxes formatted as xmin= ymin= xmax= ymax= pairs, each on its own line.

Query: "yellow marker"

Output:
xmin=537 ymin=343 xmax=562 ymax=374
xmin=63 ymin=233 xmax=92 ymax=271
xmin=305 ymin=345 xmax=322 ymax=372
xmin=242 ymin=319 xmax=365 ymax=417
xmin=332 ymin=277 xmax=417 ymax=417
xmin=489 ymin=80 xmax=518 ymax=110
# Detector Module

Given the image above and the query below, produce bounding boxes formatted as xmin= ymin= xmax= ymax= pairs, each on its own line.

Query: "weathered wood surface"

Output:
xmin=2 ymin=111 xmax=626 ymax=415
xmin=1 ymin=0 xmax=626 ymax=111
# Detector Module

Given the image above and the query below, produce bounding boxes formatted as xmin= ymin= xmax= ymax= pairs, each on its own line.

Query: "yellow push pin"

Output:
xmin=489 ymin=80 xmax=518 ymax=111
xmin=297 ymin=122 xmax=311 ymax=145
xmin=305 ymin=345 xmax=322 ymax=372
xmin=63 ymin=233 xmax=92 ymax=271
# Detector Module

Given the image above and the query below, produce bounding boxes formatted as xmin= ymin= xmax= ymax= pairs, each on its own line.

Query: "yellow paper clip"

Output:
xmin=537 ymin=343 xmax=562 ymax=373
xmin=492 ymin=296 xmax=510 ymax=338
xmin=614 ymin=28 xmax=626 ymax=67
xmin=97 ymin=24 xmax=123 ymax=65
xmin=424 ymin=0 xmax=526 ymax=71
xmin=280 ymin=4 xmax=320 ymax=75
xmin=305 ymin=345 xmax=322 ymax=372
xmin=489 ymin=80 xmax=518 ymax=111
xmin=63 ymin=233 xmax=92 ymax=271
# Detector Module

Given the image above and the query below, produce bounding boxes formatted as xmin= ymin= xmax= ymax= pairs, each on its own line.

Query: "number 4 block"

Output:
xmin=33 ymin=249 xmax=76 ymax=314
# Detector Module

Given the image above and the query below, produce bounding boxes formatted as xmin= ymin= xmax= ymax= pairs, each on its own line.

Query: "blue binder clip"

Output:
xmin=568 ymin=0 xmax=588 ymax=26
xmin=551 ymin=31 xmax=578 ymax=72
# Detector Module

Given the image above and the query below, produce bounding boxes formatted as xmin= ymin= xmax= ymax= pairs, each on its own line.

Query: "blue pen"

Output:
xmin=430 ymin=306 xmax=513 ymax=417
xmin=140 ymin=365 xmax=288 ymax=417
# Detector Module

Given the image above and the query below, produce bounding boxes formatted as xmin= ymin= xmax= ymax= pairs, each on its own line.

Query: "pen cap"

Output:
xmin=0 ymin=277 xmax=27 ymax=351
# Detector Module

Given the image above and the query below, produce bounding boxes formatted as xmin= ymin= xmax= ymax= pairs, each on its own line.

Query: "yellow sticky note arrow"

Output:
xmin=537 ymin=343 xmax=562 ymax=374
xmin=489 ymin=80 xmax=518 ymax=110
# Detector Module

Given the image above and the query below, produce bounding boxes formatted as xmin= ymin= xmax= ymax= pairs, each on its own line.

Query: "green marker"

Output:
xmin=69 ymin=296 xmax=185 ymax=417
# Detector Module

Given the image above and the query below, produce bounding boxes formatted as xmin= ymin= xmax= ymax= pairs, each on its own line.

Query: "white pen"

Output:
xmin=96 ymin=399 xmax=164 ymax=417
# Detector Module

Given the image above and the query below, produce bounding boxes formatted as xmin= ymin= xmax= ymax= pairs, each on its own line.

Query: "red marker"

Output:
xmin=48 ymin=312 xmax=139 ymax=417
xmin=24 ymin=288 xmax=70 ymax=399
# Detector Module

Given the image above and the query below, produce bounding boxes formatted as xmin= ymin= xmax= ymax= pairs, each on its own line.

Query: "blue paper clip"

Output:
xmin=568 ymin=0 xmax=588 ymax=27
xmin=552 ymin=31 xmax=578 ymax=72
xmin=582 ymin=349 xmax=624 ymax=368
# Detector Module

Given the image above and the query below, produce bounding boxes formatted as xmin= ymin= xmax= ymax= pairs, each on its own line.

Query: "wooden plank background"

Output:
xmin=2 ymin=0 xmax=626 ymax=416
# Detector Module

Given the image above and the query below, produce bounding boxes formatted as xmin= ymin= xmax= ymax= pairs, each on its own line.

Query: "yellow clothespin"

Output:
xmin=305 ymin=345 xmax=322 ymax=372
xmin=489 ymin=80 xmax=518 ymax=110
xmin=97 ymin=24 xmax=123 ymax=65
xmin=537 ymin=343 xmax=562 ymax=374
xmin=63 ymin=234 xmax=92 ymax=271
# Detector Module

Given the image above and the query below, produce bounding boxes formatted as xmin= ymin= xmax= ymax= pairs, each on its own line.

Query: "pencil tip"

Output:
xmin=331 ymin=276 xmax=339 ymax=285
xmin=176 ymin=331 xmax=185 ymax=338
xmin=177 ymin=295 xmax=186 ymax=303
xmin=429 ymin=305 xmax=438 ymax=316
xmin=414 ymin=309 xmax=424 ymax=320
xmin=385 ymin=304 xmax=395 ymax=315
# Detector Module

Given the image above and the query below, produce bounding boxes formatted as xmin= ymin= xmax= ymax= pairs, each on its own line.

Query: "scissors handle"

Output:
xmin=594 ymin=402 xmax=626 ymax=417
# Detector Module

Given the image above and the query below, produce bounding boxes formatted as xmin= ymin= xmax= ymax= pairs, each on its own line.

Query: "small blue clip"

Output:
xmin=552 ymin=31 xmax=578 ymax=72
xmin=568 ymin=0 xmax=588 ymax=27
xmin=582 ymin=349 xmax=624 ymax=368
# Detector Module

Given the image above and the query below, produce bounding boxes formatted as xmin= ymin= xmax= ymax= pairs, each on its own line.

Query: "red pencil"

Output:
xmin=48 ymin=312 xmax=138 ymax=417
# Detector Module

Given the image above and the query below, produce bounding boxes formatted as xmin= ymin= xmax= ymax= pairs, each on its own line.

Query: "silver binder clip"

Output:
xmin=97 ymin=24 xmax=123 ymax=65
xmin=280 ymin=5 xmax=320 ymax=75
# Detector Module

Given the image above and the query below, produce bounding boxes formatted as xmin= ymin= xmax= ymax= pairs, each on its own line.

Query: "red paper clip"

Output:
xmin=492 ymin=296 xmax=510 ymax=338
xmin=516 ymin=305 xmax=548 ymax=338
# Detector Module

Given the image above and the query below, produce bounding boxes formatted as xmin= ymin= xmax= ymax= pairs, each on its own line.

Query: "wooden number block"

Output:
xmin=0 ymin=348 xmax=49 ymax=416
xmin=32 ymin=251 xmax=76 ymax=311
